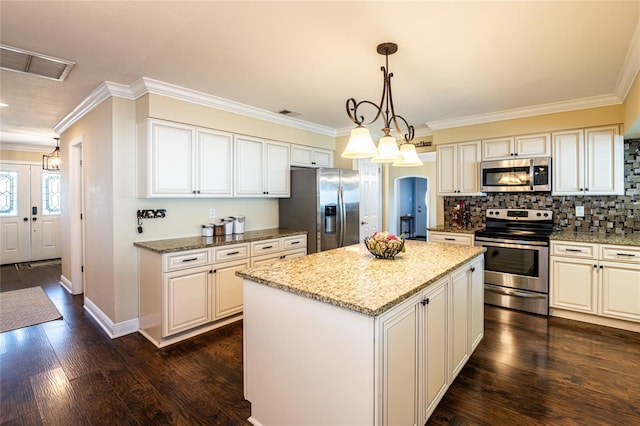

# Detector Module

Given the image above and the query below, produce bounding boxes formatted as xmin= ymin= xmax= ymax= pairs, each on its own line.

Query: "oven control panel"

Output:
xmin=485 ymin=208 xmax=553 ymax=221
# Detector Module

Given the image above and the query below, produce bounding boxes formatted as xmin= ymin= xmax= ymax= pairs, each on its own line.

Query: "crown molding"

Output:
xmin=53 ymin=81 xmax=131 ymax=134
xmin=55 ymin=77 xmax=336 ymax=137
xmin=426 ymin=93 xmax=622 ymax=130
xmin=0 ymin=143 xmax=53 ymax=152
xmin=615 ymin=19 xmax=640 ymax=101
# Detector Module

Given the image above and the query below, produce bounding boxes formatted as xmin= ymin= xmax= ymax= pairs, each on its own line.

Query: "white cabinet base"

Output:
xmin=549 ymin=308 xmax=640 ymax=333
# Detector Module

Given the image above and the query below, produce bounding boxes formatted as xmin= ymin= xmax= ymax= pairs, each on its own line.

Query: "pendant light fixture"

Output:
xmin=342 ymin=42 xmax=422 ymax=167
xmin=43 ymin=137 xmax=61 ymax=171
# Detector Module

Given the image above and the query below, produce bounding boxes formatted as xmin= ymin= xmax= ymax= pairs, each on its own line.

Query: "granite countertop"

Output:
xmin=550 ymin=230 xmax=640 ymax=247
xmin=134 ymin=228 xmax=306 ymax=253
xmin=237 ymin=240 xmax=485 ymax=317
xmin=427 ymin=225 xmax=483 ymax=234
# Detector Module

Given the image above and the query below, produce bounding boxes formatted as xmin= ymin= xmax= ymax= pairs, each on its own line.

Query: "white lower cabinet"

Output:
xmin=212 ymin=258 xmax=250 ymax=319
xmin=163 ymin=265 xmax=212 ymax=336
xmin=379 ymin=256 xmax=484 ymax=425
xmin=550 ymin=256 xmax=597 ymax=313
xmin=139 ymin=235 xmax=306 ymax=347
xmin=428 ymin=231 xmax=474 ymax=246
xmin=550 ymin=241 xmax=640 ymax=328
xmin=600 ymin=261 xmax=640 ymax=322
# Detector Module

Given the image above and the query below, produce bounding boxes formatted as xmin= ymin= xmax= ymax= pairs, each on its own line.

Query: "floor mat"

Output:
xmin=15 ymin=259 xmax=61 ymax=270
xmin=0 ymin=286 xmax=62 ymax=332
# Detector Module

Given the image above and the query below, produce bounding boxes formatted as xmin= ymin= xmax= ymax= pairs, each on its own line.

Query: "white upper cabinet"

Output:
xmin=482 ymin=133 xmax=551 ymax=160
xmin=196 ymin=128 xmax=234 ymax=196
xmin=552 ymin=125 xmax=622 ymax=196
xmin=235 ymin=136 xmax=290 ymax=197
xmin=290 ymin=144 xmax=333 ymax=168
xmin=437 ymin=141 xmax=482 ymax=196
xmin=137 ymin=119 xmax=233 ymax=198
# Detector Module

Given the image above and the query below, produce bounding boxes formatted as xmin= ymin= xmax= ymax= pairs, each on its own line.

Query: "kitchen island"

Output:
xmin=238 ymin=240 xmax=485 ymax=426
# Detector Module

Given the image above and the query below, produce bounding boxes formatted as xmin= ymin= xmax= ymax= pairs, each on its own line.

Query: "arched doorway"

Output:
xmin=394 ymin=176 xmax=428 ymax=241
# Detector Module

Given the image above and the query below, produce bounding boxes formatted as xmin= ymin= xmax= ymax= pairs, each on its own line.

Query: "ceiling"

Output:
xmin=1 ymin=1 xmax=639 ymax=149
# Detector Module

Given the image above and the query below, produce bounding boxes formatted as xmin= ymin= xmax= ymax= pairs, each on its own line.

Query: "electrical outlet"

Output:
xmin=576 ymin=206 xmax=585 ymax=217
xmin=209 ymin=208 xmax=216 ymax=219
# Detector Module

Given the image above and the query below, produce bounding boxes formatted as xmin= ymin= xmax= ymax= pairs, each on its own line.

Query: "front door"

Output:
xmin=0 ymin=163 xmax=61 ymax=264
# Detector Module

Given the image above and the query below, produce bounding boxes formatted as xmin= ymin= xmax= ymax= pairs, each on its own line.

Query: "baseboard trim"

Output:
xmin=84 ymin=297 xmax=139 ymax=339
xmin=60 ymin=274 xmax=73 ymax=294
xmin=550 ymin=308 xmax=640 ymax=333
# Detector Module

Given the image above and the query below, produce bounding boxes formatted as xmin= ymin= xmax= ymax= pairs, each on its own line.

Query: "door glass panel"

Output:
xmin=484 ymin=246 xmax=539 ymax=277
xmin=42 ymin=172 xmax=61 ymax=215
xmin=0 ymin=171 xmax=18 ymax=216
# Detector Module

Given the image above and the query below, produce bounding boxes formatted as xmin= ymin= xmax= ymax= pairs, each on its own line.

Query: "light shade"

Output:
xmin=393 ymin=143 xmax=423 ymax=167
xmin=43 ymin=138 xmax=61 ymax=171
xmin=371 ymin=135 xmax=402 ymax=163
xmin=341 ymin=126 xmax=377 ymax=158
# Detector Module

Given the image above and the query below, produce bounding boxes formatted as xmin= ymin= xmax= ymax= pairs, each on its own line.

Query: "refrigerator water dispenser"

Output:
xmin=325 ymin=205 xmax=337 ymax=234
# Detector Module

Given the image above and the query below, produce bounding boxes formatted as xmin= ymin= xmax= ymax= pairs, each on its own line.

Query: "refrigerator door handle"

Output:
xmin=338 ymin=185 xmax=345 ymax=247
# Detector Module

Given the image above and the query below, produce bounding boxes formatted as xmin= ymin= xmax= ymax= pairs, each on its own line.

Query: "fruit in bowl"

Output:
xmin=364 ymin=232 xmax=405 ymax=259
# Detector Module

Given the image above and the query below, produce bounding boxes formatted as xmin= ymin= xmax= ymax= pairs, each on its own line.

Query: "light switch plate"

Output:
xmin=209 ymin=208 xmax=216 ymax=218
xmin=576 ymin=206 xmax=585 ymax=217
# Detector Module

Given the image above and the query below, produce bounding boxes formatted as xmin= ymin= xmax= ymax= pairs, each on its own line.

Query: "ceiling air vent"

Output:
xmin=278 ymin=109 xmax=301 ymax=118
xmin=0 ymin=44 xmax=75 ymax=81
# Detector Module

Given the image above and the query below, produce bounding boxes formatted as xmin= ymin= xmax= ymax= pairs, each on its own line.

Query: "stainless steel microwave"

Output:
xmin=480 ymin=157 xmax=551 ymax=192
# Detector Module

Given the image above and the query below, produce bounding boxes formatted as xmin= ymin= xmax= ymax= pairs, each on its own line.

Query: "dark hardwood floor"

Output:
xmin=1 ymin=263 xmax=639 ymax=425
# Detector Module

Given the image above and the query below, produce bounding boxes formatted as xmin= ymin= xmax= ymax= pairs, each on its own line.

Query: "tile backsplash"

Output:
xmin=444 ymin=138 xmax=640 ymax=235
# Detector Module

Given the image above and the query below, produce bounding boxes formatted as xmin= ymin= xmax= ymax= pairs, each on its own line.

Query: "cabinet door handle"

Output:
xmin=263 ymin=245 xmax=274 ymax=250
xmin=444 ymin=237 xmax=455 ymax=241
xmin=470 ymin=267 xmax=476 ymax=272
xmin=291 ymin=241 xmax=300 ymax=245
xmin=421 ymin=298 xmax=430 ymax=306
xmin=593 ymin=264 xmax=597 ymax=269
xmin=565 ymin=249 xmax=583 ymax=252
xmin=616 ymin=253 xmax=636 ymax=257
xmin=182 ymin=257 xmax=199 ymax=262
xmin=599 ymin=265 xmax=603 ymax=269
xmin=226 ymin=251 xmax=240 ymax=256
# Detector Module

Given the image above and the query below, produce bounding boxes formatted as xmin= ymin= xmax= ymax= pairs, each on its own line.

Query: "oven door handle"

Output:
xmin=475 ymin=237 xmax=548 ymax=248
xmin=485 ymin=286 xmax=547 ymax=299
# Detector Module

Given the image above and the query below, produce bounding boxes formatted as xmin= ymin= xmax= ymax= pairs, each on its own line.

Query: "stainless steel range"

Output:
xmin=474 ymin=208 xmax=553 ymax=315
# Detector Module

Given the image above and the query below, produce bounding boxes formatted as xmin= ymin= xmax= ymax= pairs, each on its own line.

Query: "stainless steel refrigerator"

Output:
xmin=279 ymin=168 xmax=360 ymax=254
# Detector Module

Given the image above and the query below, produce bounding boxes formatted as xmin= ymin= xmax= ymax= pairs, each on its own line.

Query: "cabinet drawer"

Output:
xmin=600 ymin=245 xmax=640 ymax=263
xmin=282 ymin=234 xmax=307 ymax=251
xmin=550 ymin=241 xmax=597 ymax=258
xmin=429 ymin=232 xmax=473 ymax=246
xmin=251 ymin=239 xmax=281 ymax=256
xmin=213 ymin=243 xmax=249 ymax=262
xmin=164 ymin=249 xmax=210 ymax=272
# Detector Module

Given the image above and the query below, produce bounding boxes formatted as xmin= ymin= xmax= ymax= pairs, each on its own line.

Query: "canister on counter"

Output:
xmin=233 ymin=215 xmax=245 ymax=234
xmin=201 ymin=224 xmax=213 ymax=237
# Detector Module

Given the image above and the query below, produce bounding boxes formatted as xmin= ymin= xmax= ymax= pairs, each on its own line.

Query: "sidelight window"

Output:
xmin=0 ymin=171 xmax=18 ymax=216
xmin=42 ymin=172 xmax=61 ymax=215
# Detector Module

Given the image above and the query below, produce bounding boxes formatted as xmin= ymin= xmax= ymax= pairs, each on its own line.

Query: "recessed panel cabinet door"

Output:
xmin=163 ymin=266 xmax=210 ymax=337
xmin=197 ymin=129 xmax=233 ymax=196
xmin=552 ymin=130 xmax=584 ymax=195
xmin=550 ymin=256 xmax=596 ymax=313
xmin=436 ymin=144 xmax=456 ymax=195
xmin=213 ymin=259 xmax=249 ymax=319
xmin=264 ymin=141 xmax=290 ymax=197
xmin=449 ymin=267 xmax=469 ymax=380
xmin=421 ymin=282 xmax=448 ymax=423
xmin=234 ymin=136 xmax=264 ymax=196
xmin=380 ymin=297 xmax=419 ymax=426
xmin=152 ymin=121 xmax=195 ymax=196
xmin=600 ymin=262 xmax=640 ymax=322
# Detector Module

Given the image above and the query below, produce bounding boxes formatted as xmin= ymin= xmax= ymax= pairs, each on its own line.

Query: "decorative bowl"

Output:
xmin=364 ymin=232 xmax=405 ymax=259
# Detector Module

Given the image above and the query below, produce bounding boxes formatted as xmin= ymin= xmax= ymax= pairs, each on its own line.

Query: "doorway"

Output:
xmin=394 ymin=176 xmax=428 ymax=240
xmin=0 ymin=163 xmax=61 ymax=264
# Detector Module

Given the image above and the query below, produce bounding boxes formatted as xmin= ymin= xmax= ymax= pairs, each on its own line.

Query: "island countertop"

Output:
xmin=237 ymin=240 xmax=485 ymax=316
xmin=134 ymin=228 xmax=306 ymax=253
